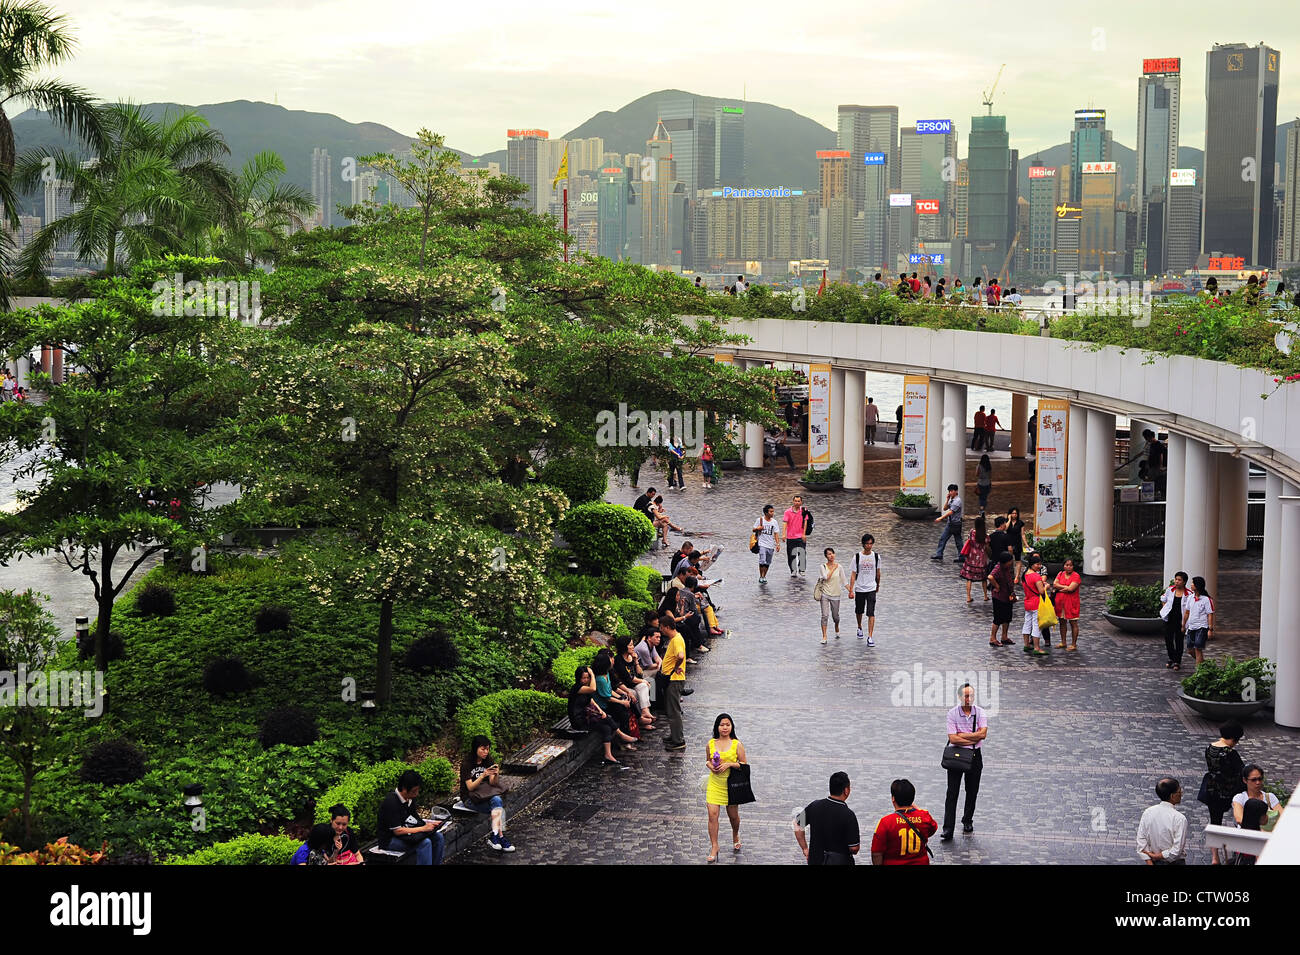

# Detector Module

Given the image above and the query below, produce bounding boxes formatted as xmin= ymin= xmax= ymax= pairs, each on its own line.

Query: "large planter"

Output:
xmin=799 ymin=480 xmax=843 ymax=492
xmin=719 ymin=459 xmax=743 ymax=470
xmin=1102 ymin=612 xmax=1165 ymax=634
xmin=1177 ymin=689 xmax=1271 ymax=721
xmin=891 ymin=505 xmax=937 ymax=519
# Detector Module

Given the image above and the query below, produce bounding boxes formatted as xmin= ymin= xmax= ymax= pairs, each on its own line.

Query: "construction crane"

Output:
xmin=982 ymin=63 xmax=1006 ymax=115
xmin=998 ymin=229 xmax=1021 ymax=284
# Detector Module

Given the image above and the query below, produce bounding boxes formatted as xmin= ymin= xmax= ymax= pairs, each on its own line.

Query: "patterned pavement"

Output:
xmin=457 ymin=446 xmax=1299 ymax=865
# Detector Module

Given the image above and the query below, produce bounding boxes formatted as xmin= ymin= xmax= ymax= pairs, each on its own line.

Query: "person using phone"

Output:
xmin=461 ymin=735 xmax=515 ymax=852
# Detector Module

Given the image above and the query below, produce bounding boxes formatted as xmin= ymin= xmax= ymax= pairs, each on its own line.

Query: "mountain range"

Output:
xmin=8 ymin=93 xmax=1295 ymax=223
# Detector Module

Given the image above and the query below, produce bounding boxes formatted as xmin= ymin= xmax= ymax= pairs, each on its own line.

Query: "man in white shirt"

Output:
xmin=1136 ymin=777 xmax=1187 ymax=865
xmin=847 ymin=533 xmax=881 ymax=645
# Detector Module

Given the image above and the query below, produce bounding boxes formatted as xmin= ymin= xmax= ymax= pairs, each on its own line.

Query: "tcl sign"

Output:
xmin=1143 ymin=57 xmax=1180 ymax=74
xmin=915 ymin=200 xmax=940 ymax=214
xmin=1028 ymin=167 xmax=1056 ymax=179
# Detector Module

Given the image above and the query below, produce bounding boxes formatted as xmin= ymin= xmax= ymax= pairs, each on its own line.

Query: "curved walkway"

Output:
xmin=458 ymin=454 xmax=1299 ymax=865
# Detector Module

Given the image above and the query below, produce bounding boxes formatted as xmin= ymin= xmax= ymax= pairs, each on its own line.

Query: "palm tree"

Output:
xmin=189 ymin=151 xmax=315 ymax=268
xmin=13 ymin=102 xmax=237 ymax=277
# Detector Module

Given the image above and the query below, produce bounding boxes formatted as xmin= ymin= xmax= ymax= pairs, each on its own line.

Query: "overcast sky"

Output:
xmin=26 ymin=0 xmax=1300 ymax=156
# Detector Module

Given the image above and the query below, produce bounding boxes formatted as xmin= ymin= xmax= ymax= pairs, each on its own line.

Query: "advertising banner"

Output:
xmin=808 ymin=363 xmax=832 ymax=469
xmin=1034 ymin=399 xmax=1069 ymax=537
xmin=901 ymin=375 xmax=929 ymax=489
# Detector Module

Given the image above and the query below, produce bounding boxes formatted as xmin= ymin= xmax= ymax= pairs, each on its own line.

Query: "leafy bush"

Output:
xmin=1026 ymin=527 xmax=1084 ymax=566
xmin=1105 ymin=583 xmax=1164 ymax=617
xmin=892 ymin=491 xmax=933 ymax=508
xmin=454 ymin=689 xmax=565 ymax=755
xmin=313 ymin=756 xmax=456 ymax=841
xmin=559 ymin=503 xmax=655 ymax=574
xmin=202 ymin=657 xmax=253 ymax=696
xmin=609 ymin=597 xmax=651 ymax=639
xmin=0 ymin=837 xmax=107 ymax=866
xmin=254 ymin=604 xmax=292 ymax=634
xmin=135 ymin=582 xmax=176 ymax=617
xmin=81 ymin=740 xmax=147 ymax=786
xmin=539 ymin=456 xmax=609 ymax=506
xmin=619 ymin=565 xmax=659 ymax=606
xmin=403 ymin=630 xmax=461 ymax=673
xmin=166 ymin=833 xmax=301 ymax=866
xmin=76 ymin=629 xmax=124 ymax=663
xmin=802 ymin=461 xmax=844 ymax=483
xmin=259 ymin=707 xmax=319 ymax=748
xmin=551 ymin=645 xmax=601 ymax=689
xmin=1181 ymin=656 xmax=1275 ymax=703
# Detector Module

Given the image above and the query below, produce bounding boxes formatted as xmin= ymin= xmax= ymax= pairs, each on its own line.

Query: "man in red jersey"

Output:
xmin=871 ymin=778 xmax=937 ymax=865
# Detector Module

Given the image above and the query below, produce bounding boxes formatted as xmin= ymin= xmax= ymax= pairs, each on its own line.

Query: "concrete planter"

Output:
xmin=891 ymin=505 xmax=937 ymax=519
xmin=799 ymin=479 xmax=843 ymax=492
xmin=1102 ymin=612 xmax=1166 ymax=634
xmin=1177 ymin=689 xmax=1271 ymax=721
xmin=719 ymin=459 xmax=743 ymax=470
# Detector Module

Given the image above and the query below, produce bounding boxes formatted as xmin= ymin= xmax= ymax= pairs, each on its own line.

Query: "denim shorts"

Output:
xmin=1186 ymin=628 xmax=1208 ymax=650
xmin=758 ymin=546 xmax=774 ymax=566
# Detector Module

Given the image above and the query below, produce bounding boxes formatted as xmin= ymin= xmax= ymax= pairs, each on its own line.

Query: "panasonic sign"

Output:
xmin=915 ymin=119 xmax=951 ymax=134
xmin=721 ymin=187 xmax=793 ymax=198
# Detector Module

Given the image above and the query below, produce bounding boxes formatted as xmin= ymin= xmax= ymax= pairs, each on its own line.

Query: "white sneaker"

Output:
xmin=790 ymin=571 xmax=798 ymax=578
xmin=856 ymin=629 xmax=864 ymax=639
xmin=866 ymin=636 xmax=876 ymax=647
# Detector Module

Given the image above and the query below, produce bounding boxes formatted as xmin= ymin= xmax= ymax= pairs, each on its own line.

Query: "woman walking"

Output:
xmin=975 ymin=454 xmax=993 ymax=515
xmin=704 ymin=713 xmax=747 ymax=862
xmin=1005 ymin=507 xmax=1026 ymax=582
xmin=700 ymin=440 xmax=715 ymax=490
xmin=1160 ymin=572 xmax=1190 ymax=670
xmin=817 ymin=547 xmax=847 ymax=644
xmin=1182 ymin=576 xmax=1215 ymax=668
xmin=986 ymin=552 xmax=1017 ymax=646
xmin=1051 ymin=558 xmax=1081 ymax=650
xmin=959 ymin=517 xmax=991 ymax=603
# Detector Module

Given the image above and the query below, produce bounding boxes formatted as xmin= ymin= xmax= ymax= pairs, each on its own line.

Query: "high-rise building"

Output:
xmin=1026 ymin=164 xmax=1061 ymax=275
xmin=43 ymin=176 xmax=80 ymax=252
xmin=351 ymin=168 xmax=381 ymax=206
xmin=714 ymin=104 xmax=745 ymax=188
xmin=900 ymin=120 xmax=957 ymax=241
xmin=954 ymin=158 xmax=969 ymax=240
xmin=597 ymin=166 xmax=629 ymax=261
xmin=1136 ymin=59 xmax=1182 ymax=270
xmin=1203 ymin=42 xmax=1281 ymax=267
xmin=1007 ymin=147 xmax=1020 ymax=274
xmin=310 ymin=147 xmax=332 ymax=229
xmin=659 ymin=98 xmax=712 ymax=198
xmin=700 ymin=187 xmax=810 ymax=267
xmin=818 ymin=149 xmax=851 ymax=202
xmin=1080 ymin=165 xmax=1119 ymax=273
xmin=839 ymin=105 xmax=898 ymax=271
xmin=566 ymin=137 xmax=606 ymax=176
xmin=1166 ymin=178 xmax=1203 ymax=273
xmin=506 ymin=129 xmax=549 ymax=213
xmin=1282 ymin=123 xmax=1300 ymax=266
xmin=967 ymin=115 xmax=1014 ymax=279
xmin=888 ymin=191 xmax=915 ymax=271
xmin=1055 ymin=213 xmax=1081 ymax=276
xmin=1015 ymin=196 xmax=1031 ymax=274
xmin=639 ymin=120 xmax=684 ymax=268
xmin=1069 ymin=109 xmax=1112 ymax=203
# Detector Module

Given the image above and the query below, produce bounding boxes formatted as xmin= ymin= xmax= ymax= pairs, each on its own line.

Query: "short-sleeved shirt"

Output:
xmin=1023 ymin=571 xmax=1043 ymax=610
xmin=803 ymin=797 xmax=860 ymax=865
xmin=782 ymin=507 xmax=807 ymax=541
xmin=989 ymin=530 xmax=1009 ymax=560
xmin=1184 ymin=594 xmax=1214 ymax=630
xmin=851 ymin=551 xmax=880 ymax=592
xmin=984 ymin=415 xmax=1000 ymax=432
xmin=973 ymin=411 xmax=986 ymax=430
xmin=756 ymin=517 xmax=778 ymax=549
xmin=634 ymin=639 xmax=660 ymax=671
xmin=1231 ymin=791 xmax=1280 ymax=824
xmin=595 ymin=673 xmax=614 ymax=704
xmin=377 ymin=791 xmax=426 ymax=851
xmin=865 ymin=403 xmax=880 ymax=425
xmin=946 ymin=704 xmax=986 ymax=750
xmin=660 ymin=633 xmax=686 ymax=680
xmin=946 ymin=496 xmax=963 ymax=525
xmin=872 ymin=808 xmax=938 ymax=865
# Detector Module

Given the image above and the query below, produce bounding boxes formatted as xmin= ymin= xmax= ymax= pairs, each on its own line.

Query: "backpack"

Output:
xmin=803 ymin=509 xmax=814 ymax=535
xmin=853 ymin=552 xmax=880 ymax=580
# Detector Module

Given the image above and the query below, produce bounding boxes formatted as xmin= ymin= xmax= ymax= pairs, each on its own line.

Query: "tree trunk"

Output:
xmin=377 ymin=597 xmax=394 ymax=704
xmin=21 ymin=758 xmax=35 ymax=847
xmin=105 ymin=231 xmax=117 ymax=277
xmin=0 ymin=109 xmax=14 ymax=178
xmin=95 ymin=545 xmax=113 ymax=714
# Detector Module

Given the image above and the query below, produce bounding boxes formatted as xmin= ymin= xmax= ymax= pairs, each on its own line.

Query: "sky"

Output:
xmin=24 ymin=0 xmax=1300 ymax=156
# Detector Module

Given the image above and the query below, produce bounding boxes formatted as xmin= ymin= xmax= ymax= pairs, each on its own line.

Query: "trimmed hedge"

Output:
xmin=539 ymin=456 xmax=609 ymax=506
xmin=167 ymin=833 xmax=301 ymax=866
xmin=454 ymin=690 xmax=565 ymax=756
xmin=619 ymin=565 xmax=659 ymax=605
xmin=314 ymin=756 xmax=456 ymax=841
xmin=559 ymin=503 xmax=655 ymax=574
xmin=550 ymin=645 xmax=600 ymax=689
xmin=609 ymin=597 xmax=651 ymax=639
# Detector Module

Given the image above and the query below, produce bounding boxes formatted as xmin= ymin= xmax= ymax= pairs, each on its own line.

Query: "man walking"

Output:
xmin=864 ymin=397 xmax=880 ymax=445
xmin=794 ymin=771 xmax=860 ymax=865
xmin=783 ymin=495 xmax=811 ymax=578
xmin=940 ymin=683 xmax=987 ymax=840
xmin=1136 ymin=778 xmax=1187 ymax=865
xmin=754 ymin=504 xmax=781 ymax=584
xmin=848 ymin=533 xmax=881 ymax=646
xmin=972 ymin=406 xmax=986 ymax=451
xmin=658 ymin=615 xmax=687 ymax=751
xmin=983 ymin=408 xmax=1001 ymax=453
xmin=931 ymin=484 xmax=964 ymax=561
xmin=871 ymin=779 xmax=937 ymax=865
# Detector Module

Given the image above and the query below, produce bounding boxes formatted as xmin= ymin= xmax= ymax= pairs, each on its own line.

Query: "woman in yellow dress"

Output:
xmin=705 ymin=713 xmax=747 ymax=863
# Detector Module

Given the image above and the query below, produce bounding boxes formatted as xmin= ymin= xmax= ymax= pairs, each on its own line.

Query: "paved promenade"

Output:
xmin=459 ymin=447 xmax=1299 ymax=865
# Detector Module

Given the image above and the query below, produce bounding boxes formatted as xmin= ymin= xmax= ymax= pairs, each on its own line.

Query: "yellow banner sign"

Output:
xmin=1034 ymin=399 xmax=1069 ymax=537
xmin=900 ymin=375 xmax=928 ymax=489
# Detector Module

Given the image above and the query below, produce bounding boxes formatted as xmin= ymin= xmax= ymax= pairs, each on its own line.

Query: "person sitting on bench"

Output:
xmin=377 ymin=769 xmax=446 ymax=865
xmin=460 ymin=735 xmax=515 ymax=853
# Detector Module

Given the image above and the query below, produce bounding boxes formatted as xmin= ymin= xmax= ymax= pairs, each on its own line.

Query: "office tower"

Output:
xmin=1027 ymin=164 xmax=1060 ymax=275
xmin=967 ymin=115 xmax=1013 ymax=279
xmin=1080 ymin=165 xmax=1119 ymax=273
xmin=818 ymin=149 xmax=851 ymax=201
xmin=888 ymin=191 xmax=915 ymax=270
xmin=839 ymin=105 xmax=898 ymax=270
xmin=817 ymin=149 xmax=854 ymax=276
xmin=1283 ymin=123 xmax=1300 ymax=266
xmin=1203 ymin=42 xmax=1281 ymax=266
xmin=506 ymin=129 xmax=549 ymax=213
xmin=1069 ymin=109 xmax=1112 ymax=203
xmin=311 ymin=147 xmax=332 ymax=228
xmin=1166 ymin=177 xmax=1202 ymax=273
xmin=1007 ymin=147 xmax=1020 ymax=274
xmin=901 ymin=121 xmax=957 ymax=241
xmin=659 ymin=98 xmax=711 ymax=198
xmin=43 ymin=177 xmax=79 ymax=252
xmin=602 ymin=151 xmax=622 ymax=169
xmin=1015 ymin=196 xmax=1031 ymax=274
xmin=1136 ymin=59 xmax=1182 ymax=269
xmin=954 ymin=158 xmax=969 ymax=240
xmin=351 ymin=168 xmax=380 ymax=206
xmin=714 ymin=104 xmax=745 ymax=188
xmin=597 ymin=167 xmax=628 ymax=261
xmin=639 ymin=120 xmax=683 ymax=268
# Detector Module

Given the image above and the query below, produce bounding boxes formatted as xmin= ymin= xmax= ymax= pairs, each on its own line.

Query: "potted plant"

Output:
xmin=1102 ymin=583 xmax=1166 ymax=634
xmin=1024 ymin=527 xmax=1084 ymax=567
xmin=718 ymin=437 xmax=744 ymax=470
xmin=890 ymin=490 xmax=935 ymax=518
xmin=799 ymin=461 xmax=844 ymax=491
xmin=1178 ymin=656 xmax=1275 ymax=720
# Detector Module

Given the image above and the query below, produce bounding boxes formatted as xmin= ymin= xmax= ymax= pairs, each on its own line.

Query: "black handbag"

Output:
xmin=727 ymin=763 xmax=755 ymax=806
xmin=941 ymin=709 xmax=979 ymax=772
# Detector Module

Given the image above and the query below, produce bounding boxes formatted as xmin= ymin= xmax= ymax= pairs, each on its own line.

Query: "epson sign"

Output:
xmin=915 ymin=119 xmax=951 ymax=134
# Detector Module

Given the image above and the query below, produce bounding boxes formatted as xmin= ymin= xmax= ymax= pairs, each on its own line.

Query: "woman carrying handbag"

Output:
xmin=704 ymin=713 xmax=749 ymax=863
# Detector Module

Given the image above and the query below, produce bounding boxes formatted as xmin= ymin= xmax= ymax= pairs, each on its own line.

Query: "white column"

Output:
xmin=925 ymin=378 xmax=945 ymax=507
xmin=1163 ymin=434 xmax=1187 ymax=584
xmin=1083 ymin=409 xmax=1116 ymax=576
xmin=1128 ymin=419 xmax=1152 ymax=482
xmin=942 ymin=382 xmax=967 ymax=505
xmin=1217 ymin=455 xmax=1249 ymax=552
xmin=1260 ymin=473 xmax=1283 ymax=665
xmin=843 ymin=368 xmax=865 ymax=490
xmin=1204 ymin=448 xmax=1220 ymax=600
xmin=829 ymin=366 xmax=845 ymax=466
xmin=740 ymin=361 xmax=764 ymax=469
xmin=1065 ymin=404 xmax=1088 ymax=533
xmin=1181 ymin=439 xmax=1218 ymax=594
xmin=1275 ymin=481 xmax=1300 ymax=728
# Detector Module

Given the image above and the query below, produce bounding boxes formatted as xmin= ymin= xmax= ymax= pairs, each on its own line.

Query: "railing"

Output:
xmin=1113 ymin=500 xmax=1264 ymax=549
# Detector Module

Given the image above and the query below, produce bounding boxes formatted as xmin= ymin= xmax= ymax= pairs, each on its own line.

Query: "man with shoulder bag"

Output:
xmin=940 ymin=682 xmax=987 ymax=841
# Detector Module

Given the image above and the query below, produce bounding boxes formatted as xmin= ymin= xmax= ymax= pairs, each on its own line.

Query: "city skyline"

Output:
xmin=28 ymin=0 xmax=1299 ymax=159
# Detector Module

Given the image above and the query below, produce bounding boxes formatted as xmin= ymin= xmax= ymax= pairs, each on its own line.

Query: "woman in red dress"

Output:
xmin=1051 ymin=558 xmax=1082 ymax=650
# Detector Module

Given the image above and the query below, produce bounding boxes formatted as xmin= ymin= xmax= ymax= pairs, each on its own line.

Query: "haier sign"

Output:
xmin=864 ymin=152 xmax=887 ymax=165
xmin=915 ymin=119 xmax=951 ymax=134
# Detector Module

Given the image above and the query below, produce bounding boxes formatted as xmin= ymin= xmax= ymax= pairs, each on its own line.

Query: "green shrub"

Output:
xmin=166 ymin=833 xmax=301 ymax=866
xmin=135 ymin=582 xmax=176 ymax=617
xmin=802 ymin=461 xmax=844 ymax=483
xmin=202 ymin=657 xmax=252 ymax=696
xmin=559 ymin=503 xmax=655 ymax=574
xmin=254 ymin=604 xmax=292 ymax=633
xmin=81 ymin=740 xmax=147 ymax=785
xmin=1025 ymin=527 xmax=1084 ymax=566
xmin=259 ymin=707 xmax=320 ymax=748
xmin=609 ymin=597 xmax=651 ymax=640
xmin=892 ymin=491 xmax=933 ymax=508
xmin=551 ymin=645 xmax=600 ymax=689
xmin=539 ymin=457 xmax=609 ymax=506
xmin=403 ymin=630 xmax=461 ymax=673
xmin=1105 ymin=583 xmax=1164 ymax=617
xmin=619 ymin=565 xmax=659 ymax=605
xmin=314 ymin=756 xmax=456 ymax=841
xmin=454 ymin=689 xmax=565 ymax=756
xmin=1180 ymin=656 xmax=1275 ymax=703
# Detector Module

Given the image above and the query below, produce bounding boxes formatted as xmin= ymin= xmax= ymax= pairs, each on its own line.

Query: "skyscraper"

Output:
xmin=1069 ymin=110 xmax=1112 ymax=203
xmin=597 ymin=166 xmax=628 ymax=261
xmin=311 ymin=147 xmax=332 ymax=229
xmin=506 ymin=129 xmax=549 ymax=213
xmin=1282 ymin=123 xmax=1300 ymax=267
xmin=1166 ymin=176 xmax=1203 ymax=273
xmin=839 ymin=105 xmax=898 ymax=270
xmin=1080 ymin=165 xmax=1119 ymax=273
xmin=1136 ymin=58 xmax=1182 ymax=271
xmin=714 ymin=104 xmax=745 ymax=188
xmin=954 ymin=158 xmax=969 ymax=240
xmin=967 ymin=115 xmax=1014 ymax=279
xmin=1027 ymin=164 xmax=1060 ymax=275
xmin=639 ymin=120 xmax=683 ymax=268
xmin=659 ymin=98 xmax=712 ymax=197
xmin=900 ymin=120 xmax=958 ymax=241
xmin=1202 ymin=42 xmax=1281 ymax=267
